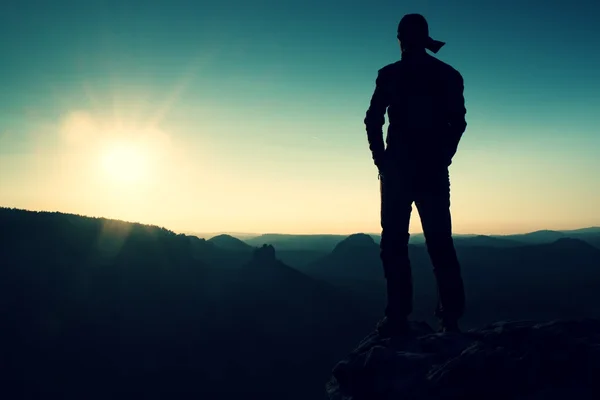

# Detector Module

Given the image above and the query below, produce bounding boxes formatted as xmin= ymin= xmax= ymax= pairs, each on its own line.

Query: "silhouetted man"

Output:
xmin=364 ymin=14 xmax=467 ymax=335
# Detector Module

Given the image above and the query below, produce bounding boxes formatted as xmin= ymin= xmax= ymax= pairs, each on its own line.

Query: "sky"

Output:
xmin=1 ymin=0 xmax=599 ymax=235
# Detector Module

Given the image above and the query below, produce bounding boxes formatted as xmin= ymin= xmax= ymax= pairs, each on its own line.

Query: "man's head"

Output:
xmin=397 ymin=14 xmax=445 ymax=54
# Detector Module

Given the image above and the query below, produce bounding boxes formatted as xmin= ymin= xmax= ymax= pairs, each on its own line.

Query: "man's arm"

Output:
xmin=364 ymin=70 xmax=390 ymax=168
xmin=445 ymin=70 xmax=467 ymax=160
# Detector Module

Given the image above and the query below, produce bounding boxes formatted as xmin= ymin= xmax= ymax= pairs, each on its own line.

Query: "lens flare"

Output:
xmin=100 ymin=140 xmax=149 ymax=185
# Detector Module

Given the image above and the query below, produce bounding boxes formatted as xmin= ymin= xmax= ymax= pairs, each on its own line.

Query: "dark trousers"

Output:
xmin=379 ymin=165 xmax=465 ymax=321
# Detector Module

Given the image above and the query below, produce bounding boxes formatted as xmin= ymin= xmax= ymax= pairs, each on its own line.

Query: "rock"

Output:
xmin=253 ymin=244 xmax=276 ymax=263
xmin=327 ymin=319 xmax=600 ymax=400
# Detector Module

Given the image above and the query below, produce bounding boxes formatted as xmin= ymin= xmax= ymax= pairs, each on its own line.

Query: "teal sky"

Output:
xmin=1 ymin=0 xmax=599 ymax=234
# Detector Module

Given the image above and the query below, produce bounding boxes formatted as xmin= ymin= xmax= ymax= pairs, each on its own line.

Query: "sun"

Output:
xmin=59 ymin=112 xmax=174 ymax=190
xmin=100 ymin=140 xmax=149 ymax=185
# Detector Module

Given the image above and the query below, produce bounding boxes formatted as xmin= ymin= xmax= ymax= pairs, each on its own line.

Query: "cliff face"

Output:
xmin=327 ymin=319 xmax=600 ymax=400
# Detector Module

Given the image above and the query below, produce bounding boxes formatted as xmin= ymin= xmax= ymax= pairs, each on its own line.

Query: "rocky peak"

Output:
xmin=252 ymin=244 xmax=276 ymax=264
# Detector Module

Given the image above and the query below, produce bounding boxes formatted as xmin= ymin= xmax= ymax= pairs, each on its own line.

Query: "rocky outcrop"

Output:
xmin=327 ymin=319 xmax=600 ymax=400
xmin=252 ymin=244 xmax=277 ymax=264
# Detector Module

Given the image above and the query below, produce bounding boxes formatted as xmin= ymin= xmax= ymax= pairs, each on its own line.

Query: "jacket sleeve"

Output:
xmin=445 ymin=70 xmax=467 ymax=158
xmin=364 ymin=70 xmax=390 ymax=165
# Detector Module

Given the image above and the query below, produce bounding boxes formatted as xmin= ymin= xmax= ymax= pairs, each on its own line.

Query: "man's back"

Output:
xmin=365 ymin=51 xmax=466 ymax=168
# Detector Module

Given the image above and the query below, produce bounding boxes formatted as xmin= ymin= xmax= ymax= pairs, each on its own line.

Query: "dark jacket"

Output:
xmin=364 ymin=51 xmax=467 ymax=169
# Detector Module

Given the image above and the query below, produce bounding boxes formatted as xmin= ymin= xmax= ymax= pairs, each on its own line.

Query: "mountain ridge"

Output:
xmin=208 ymin=233 xmax=253 ymax=251
xmin=0 ymin=207 xmax=375 ymax=400
xmin=2 ymin=206 xmax=600 ymax=399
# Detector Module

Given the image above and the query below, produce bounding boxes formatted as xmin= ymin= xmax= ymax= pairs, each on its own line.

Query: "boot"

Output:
xmin=377 ymin=316 xmax=410 ymax=337
xmin=438 ymin=318 xmax=461 ymax=333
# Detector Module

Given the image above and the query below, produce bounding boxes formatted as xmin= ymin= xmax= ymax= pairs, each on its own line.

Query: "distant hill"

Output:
xmin=208 ymin=233 xmax=254 ymax=251
xmin=183 ymin=231 xmax=259 ymax=240
xmin=494 ymin=229 xmax=566 ymax=244
xmin=304 ymin=233 xmax=600 ymax=328
xmin=547 ymin=237 xmax=600 ymax=252
xmin=572 ymin=233 xmax=600 ymax=249
xmin=304 ymin=234 xmax=381 ymax=281
xmin=188 ymin=235 xmax=253 ymax=269
xmin=454 ymin=235 xmax=523 ymax=248
xmin=561 ymin=227 xmax=600 ymax=235
xmin=235 ymin=227 xmax=600 ymax=253
xmin=303 ymin=233 xmax=522 ymax=281
xmin=202 ymin=234 xmax=327 ymax=270
xmin=245 ymin=233 xmax=353 ymax=252
xmin=0 ymin=207 xmax=374 ymax=400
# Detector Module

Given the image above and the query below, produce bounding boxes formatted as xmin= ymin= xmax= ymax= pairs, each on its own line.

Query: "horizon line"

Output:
xmin=3 ymin=206 xmax=598 ymax=238
xmin=188 ymin=227 xmax=600 ymax=239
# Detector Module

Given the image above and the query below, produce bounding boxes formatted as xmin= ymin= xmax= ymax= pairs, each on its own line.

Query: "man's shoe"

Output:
xmin=376 ymin=316 xmax=410 ymax=337
xmin=438 ymin=319 xmax=461 ymax=333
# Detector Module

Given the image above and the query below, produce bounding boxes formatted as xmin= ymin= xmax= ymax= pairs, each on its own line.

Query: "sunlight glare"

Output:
xmin=100 ymin=141 xmax=149 ymax=185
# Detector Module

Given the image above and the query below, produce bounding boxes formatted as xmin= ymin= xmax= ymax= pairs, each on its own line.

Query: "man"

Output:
xmin=364 ymin=14 xmax=467 ymax=335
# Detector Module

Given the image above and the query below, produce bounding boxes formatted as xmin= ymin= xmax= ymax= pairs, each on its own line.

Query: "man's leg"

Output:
xmin=414 ymin=168 xmax=465 ymax=327
xmin=379 ymin=170 xmax=414 ymax=322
